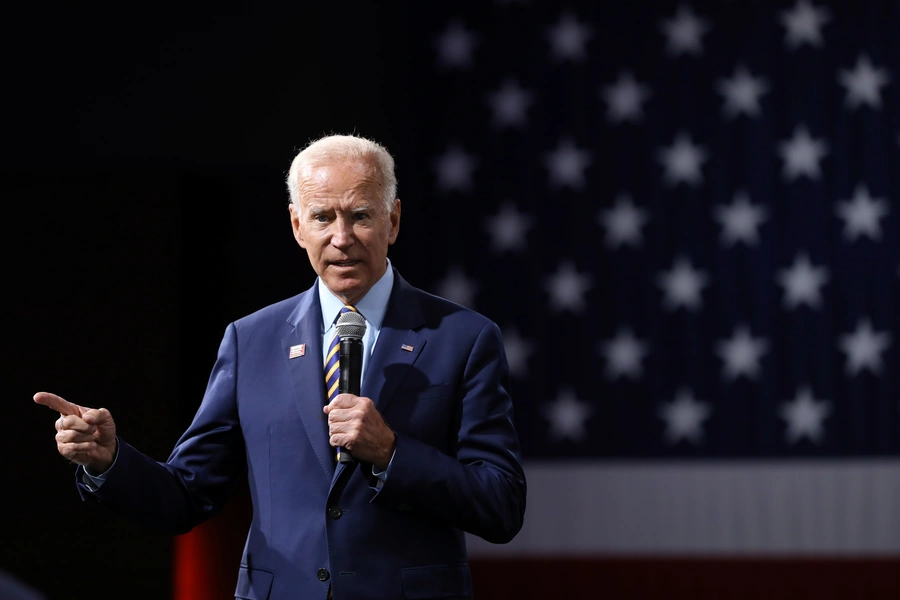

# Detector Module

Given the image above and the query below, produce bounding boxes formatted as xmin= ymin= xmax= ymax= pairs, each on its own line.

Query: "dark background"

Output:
xmin=5 ymin=2 xmax=439 ymax=598
xmin=8 ymin=2 xmax=900 ymax=599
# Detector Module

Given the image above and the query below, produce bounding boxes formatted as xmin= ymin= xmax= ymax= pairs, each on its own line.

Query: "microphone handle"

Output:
xmin=338 ymin=337 xmax=363 ymax=464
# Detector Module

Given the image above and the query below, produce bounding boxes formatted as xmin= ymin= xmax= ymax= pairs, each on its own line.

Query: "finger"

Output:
xmin=57 ymin=429 xmax=96 ymax=444
xmin=328 ymin=420 xmax=358 ymax=436
xmin=323 ymin=401 xmax=343 ymax=415
xmin=328 ymin=394 xmax=360 ymax=409
xmin=58 ymin=416 xmax=97 ymax=435
xmin=34 ymin=392 xmax=82 ymax=417
xmin=59 ymin=440 xmax=99 ymax=455
xmin=327 ymin=408 xmax=353 ymax=423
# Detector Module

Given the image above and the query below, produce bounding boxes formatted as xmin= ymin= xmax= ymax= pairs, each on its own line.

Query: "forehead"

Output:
xmin=298 ymin=160 xmax=381 ymax=206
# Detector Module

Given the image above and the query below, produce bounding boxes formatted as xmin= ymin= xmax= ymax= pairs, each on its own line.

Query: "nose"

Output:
xmin=331 ymin=217 xmax=355 ymax=249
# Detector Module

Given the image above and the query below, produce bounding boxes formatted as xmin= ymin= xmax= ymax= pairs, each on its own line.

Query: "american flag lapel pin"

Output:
xmin=289 ymin=344 xmax=306 ymax=359
xmin=400 ymin=344 xmax=414 ymax=352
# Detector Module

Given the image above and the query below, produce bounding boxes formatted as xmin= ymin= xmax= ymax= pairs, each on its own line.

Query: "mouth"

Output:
xmin=330 ymin=260 xmax=360 ymax=268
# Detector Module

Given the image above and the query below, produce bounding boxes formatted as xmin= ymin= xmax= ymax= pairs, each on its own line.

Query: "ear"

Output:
xmin=289 ymin=204 xmax=307 ymax=249
xmin=387 ymin=199 xmax=401 ymax=245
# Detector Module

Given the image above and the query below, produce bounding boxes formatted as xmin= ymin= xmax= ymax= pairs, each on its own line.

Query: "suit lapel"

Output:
xmin=361 ymin=270 xmax=427 ymax=416
xmin=283 ymin=288 xmax=333 ymax=479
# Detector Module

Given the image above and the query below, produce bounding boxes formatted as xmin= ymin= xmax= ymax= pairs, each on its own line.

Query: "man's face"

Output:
xmin=290 ymin=160 xmax=400 ymax=305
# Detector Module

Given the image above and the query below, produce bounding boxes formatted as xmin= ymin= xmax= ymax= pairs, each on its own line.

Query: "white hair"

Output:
xmin=286 ymin=134 xmax=398 ymax=214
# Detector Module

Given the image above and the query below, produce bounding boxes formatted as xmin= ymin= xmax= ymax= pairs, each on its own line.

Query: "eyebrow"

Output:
xmin=306 ymin=204 xmax=372 ymax=216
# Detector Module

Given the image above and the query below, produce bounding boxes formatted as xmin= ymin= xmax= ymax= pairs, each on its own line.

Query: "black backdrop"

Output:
xmin=9 ymin=3 xmax=900 ymax=600
xmin=4 ymin=3 xmax=436 ymax=598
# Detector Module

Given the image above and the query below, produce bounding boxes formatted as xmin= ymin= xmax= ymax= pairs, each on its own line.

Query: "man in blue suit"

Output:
xmin=35 ymin=134 xmax=526 ymax=599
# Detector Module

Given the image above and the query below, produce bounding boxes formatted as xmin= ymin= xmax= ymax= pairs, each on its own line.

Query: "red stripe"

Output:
xmin=173 ymin=494 xmax=250 ymax=600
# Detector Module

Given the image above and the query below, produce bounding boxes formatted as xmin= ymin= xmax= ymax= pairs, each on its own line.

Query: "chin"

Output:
xmin=329 ymin=282 xmax=364 ymax=302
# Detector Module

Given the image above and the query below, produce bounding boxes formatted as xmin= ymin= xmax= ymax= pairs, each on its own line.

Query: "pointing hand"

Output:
xmin=34 ymin=392 xmax=117 ymax=474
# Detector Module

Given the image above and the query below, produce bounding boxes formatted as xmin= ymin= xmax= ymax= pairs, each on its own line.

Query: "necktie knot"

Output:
xmin=335 ymin=304 xmax=358 ymax=324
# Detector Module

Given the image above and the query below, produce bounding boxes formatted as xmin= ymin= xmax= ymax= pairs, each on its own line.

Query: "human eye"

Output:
xmin=309 ymin=209 xmax=331 ymax=224
xmin=351 ymin=206 xmax=373 ymax=221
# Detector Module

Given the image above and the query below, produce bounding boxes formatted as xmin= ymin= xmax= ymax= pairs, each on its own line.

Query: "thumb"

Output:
xmin=83 ymin=408 xmax=113 ymax=426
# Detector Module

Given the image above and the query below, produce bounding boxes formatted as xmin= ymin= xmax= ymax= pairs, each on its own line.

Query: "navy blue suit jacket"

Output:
xmin=78 ymin=269 xmax=526 ymax=599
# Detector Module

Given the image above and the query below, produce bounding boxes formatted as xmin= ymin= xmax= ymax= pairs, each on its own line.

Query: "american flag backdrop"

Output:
xmin=392 ymin=1 xmax=900 ymax=595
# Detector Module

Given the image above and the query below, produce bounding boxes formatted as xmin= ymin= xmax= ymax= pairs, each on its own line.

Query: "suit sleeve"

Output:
xmin=370 ymin=321 xmax=527 ymax=544
xmin=76 ymin=323 xmax=246 ymax=534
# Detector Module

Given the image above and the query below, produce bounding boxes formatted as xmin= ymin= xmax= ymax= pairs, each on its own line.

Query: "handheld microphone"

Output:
xmin=335 ymin=310 xmax=366 ymax=464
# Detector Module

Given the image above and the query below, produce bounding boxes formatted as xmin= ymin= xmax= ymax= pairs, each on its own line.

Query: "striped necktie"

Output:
xmin=324 ymin=305 xmax=358 ymax=402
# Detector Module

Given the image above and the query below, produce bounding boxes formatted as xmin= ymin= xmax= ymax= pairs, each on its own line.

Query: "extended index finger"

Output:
xmin=33 ymin=392 xmax=81 ymax=417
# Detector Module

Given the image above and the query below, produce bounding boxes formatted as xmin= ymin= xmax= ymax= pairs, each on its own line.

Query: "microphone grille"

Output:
xmin=335 ymin=310 xmax=367 ymax=340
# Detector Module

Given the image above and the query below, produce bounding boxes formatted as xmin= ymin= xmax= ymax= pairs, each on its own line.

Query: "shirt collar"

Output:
xmin=318 ymin=258 xmax=394 ymax=331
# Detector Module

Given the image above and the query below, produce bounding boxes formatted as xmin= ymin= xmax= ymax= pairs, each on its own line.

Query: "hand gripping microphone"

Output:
xmin=335 ymin=310 xmax=367 ymax=464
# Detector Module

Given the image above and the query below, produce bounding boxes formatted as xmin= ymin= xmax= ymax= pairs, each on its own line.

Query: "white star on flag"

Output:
xmin=544 ymin=138 xmax=592 ymax=190
xmin=716 ymin=325 xmax=769 ymax=381
xmin=484 ymin=201 xmax=532 ymax=253
xmin=436 ymin=265 xmax=478 ymax=308
xmin=837 ymin=53 xmax=891 ymax=110
xmin=839 ymin=318 xmax=892 ymax=376
xmin=599 ymin=328 xmax=650 ymax=380
xmin=599 ymin=194 xmax=650 ymax=248
xmin=545 ymin=261 xmax=593 ymax=313
xmin=777 ymin=125 xmax=829 ymax=181
xmin=713 ymin=191 xmax=768 ymax=247
xmin=656 ymin=256 xmax=709 ymax=311
xmin=601 ymin=71 xmax=651 ymax=124
xmin=780 ymin=0 xmax=831 ymax=49
xmin=659 ymin=388 xmax=711 ymax=445
xmin=543 ymin=388 xmax=593 ymax=443
xmin=835 ymin=184 xmax=889 ymax=242
xmin=433 ymin=20 xmax=478 ymax=69
xmin=717 ymin=65 xmax=769 ymax=118
xmin=546 ymin=11 xmax=593 ymax=61
xmin=433 ymin=145 xmax=477 ymax=193
xmin=660 ymin=4 xmax=710 ymax=57
xmin=658 ymin=132 xmax=707 ymax=187
xmin=776 ymin=252 xmax=830 ymax=310
xmin=780 ymin=386 xmax=831 ymax=445
xmin=486 ymin=79 xmax=534 ymax=128
xmin=500 ymin=326 xmax=534 ymax=380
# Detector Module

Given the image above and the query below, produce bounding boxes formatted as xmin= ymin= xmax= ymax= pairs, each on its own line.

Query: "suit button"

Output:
xmin=327 ymin=506 xmax=343 ymax=519
xmin=317 ymin=568 xmax=330 ymax=582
